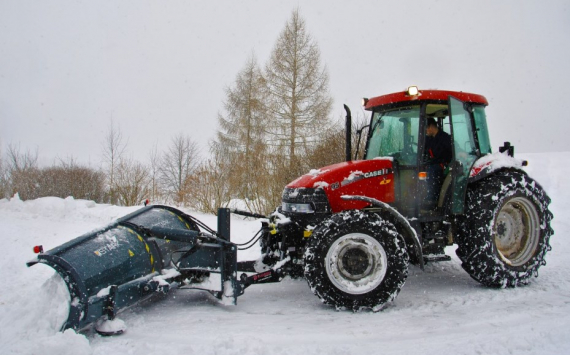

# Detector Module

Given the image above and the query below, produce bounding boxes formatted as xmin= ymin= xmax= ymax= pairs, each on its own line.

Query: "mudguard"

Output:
xmin=340 ymin=195 xmax=424 ymax=270
xmin=469 ymin=152 xmax=528 ymax=183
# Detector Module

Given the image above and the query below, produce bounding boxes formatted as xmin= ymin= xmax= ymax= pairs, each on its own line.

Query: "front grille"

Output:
xmin=281 ymin=187 xmax=331 ymax=214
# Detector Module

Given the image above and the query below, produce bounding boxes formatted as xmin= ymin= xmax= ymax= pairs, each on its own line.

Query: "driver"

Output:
xmin=425 ymin=117 xmax=452 ymax=167
xmin=423 ymin=117 xmax=452 ymax=208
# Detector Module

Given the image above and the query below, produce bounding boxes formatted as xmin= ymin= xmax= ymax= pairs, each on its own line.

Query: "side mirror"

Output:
xmin=499 ymin=142 xmax=514 ymax=157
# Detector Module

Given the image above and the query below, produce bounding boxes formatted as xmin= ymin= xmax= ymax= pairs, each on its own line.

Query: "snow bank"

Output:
xmin=0 ymin=194 xmax=139 ymax=224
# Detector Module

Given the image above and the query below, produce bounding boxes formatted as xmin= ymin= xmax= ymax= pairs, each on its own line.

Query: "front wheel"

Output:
xmin=304 ymin=210 xmax=409 ymax=311
xmin=456 ymin=170 xmax=553 ymax=287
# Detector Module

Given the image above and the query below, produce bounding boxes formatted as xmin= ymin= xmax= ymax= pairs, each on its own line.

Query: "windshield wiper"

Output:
xmin=370 ymin=113 xmax=386 ymax=133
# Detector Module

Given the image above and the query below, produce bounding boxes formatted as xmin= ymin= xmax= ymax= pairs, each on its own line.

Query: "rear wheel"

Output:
xmin=456 ymin=170 xmax=553 ymax=287
xmin=304 ymin=210 xmax=408 ymax=311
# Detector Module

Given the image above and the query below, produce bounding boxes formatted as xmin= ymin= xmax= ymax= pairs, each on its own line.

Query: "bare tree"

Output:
xmin=114 ymin=157 xmax=150 ymax=206
xmin=186 ymin=150 xmax=232 ymax=214
xmin=148 ymin=141 xmax=162 ymax=203
xmin=1 ymin=145 xmax=107 ymax=201
xmin=265 ymin=9 xmax=333 ymax=184
xmin=101 ymin=120 xmax=127 ymax=204
xmin=160 ymin=134 xmax=200 ymax=205
xmin=6 ymin=143 xmax=39 ymax=200
xmin=37 ymin=157 xmax=106 ymax=201
xmin=6 ymin=143 xmax=38 ymax=172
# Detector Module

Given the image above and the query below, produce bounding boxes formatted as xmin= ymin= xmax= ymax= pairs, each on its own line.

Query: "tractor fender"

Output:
xmin=340 ymin=195 xmax=424 ymax=270
xmin=469 ymin=152 xmax=528 ymax=183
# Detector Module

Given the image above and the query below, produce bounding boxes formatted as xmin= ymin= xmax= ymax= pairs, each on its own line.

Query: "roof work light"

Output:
xmin=406 ymin=86 xmax=419 ymax=96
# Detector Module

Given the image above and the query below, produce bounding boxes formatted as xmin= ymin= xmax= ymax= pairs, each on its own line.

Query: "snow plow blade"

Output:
xmin=27 ymin=205 xmax=241 ymax=332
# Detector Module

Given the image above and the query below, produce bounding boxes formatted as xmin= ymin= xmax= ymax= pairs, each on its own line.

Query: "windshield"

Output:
xmin=365 ymin=106 xmax=421 ymax=166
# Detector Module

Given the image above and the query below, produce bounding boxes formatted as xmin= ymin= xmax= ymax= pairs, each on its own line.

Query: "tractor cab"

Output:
xmin=362 ymin=87 xmax=491 ymax=220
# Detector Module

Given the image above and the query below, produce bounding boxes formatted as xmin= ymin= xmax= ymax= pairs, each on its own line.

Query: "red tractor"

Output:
xmin=258 ymin=86 xmax=554 ymax=311
xmin=28 ymin=87 xmax=554 ymax=334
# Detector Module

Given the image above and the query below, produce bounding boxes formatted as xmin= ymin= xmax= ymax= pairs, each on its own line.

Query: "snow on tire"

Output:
xmin=456 ymin=170 xmax=553 ymax=288
xmin=304 ymin=210 xmax=409 ymax=311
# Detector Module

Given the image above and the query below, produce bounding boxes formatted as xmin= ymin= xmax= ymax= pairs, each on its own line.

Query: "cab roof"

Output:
xmin=364 ymin=88 xmax=488 ymax=110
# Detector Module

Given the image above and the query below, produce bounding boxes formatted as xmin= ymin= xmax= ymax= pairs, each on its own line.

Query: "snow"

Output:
xmin=307 ymin=168 xmax=330 ymax=177
xmin=153 ymin=269 xmax=182 ymax=287
xmin=470 ymin=151 xmax=526 ymax=178
xmin=313 ymin=181 xmax=329 ymax=189
xmin=186 ymin=273 xmax=223 ymax=292
xmin=94 ymin=318 xmax=126 ymax=336
xmin=1 ymin=152 xmax=569 ymax=355
xmin=346 ymin=170 xmax=364 ymax=181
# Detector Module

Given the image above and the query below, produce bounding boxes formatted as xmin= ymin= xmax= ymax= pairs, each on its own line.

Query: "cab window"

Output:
xmin=365 ymin=106 xmax=420 ymax=166
xmin=426 ymin=104 xmax=450 ymax=135
xmin=473 ymin=105 xmax=492 ymax=154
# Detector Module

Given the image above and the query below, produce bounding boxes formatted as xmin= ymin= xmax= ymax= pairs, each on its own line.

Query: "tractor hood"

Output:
xmin=284 ymin=158 xmax=395 ymax=213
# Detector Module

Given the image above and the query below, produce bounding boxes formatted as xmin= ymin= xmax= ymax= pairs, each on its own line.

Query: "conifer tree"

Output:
xmin=214 ymin=55 xmax=272 ymax=213
xmin=265 ymin=9 xmax=333 ymax=183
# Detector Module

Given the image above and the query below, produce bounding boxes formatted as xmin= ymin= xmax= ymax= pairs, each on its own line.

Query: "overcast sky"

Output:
xmin=1 ymin=0 xmax=569 ymax=167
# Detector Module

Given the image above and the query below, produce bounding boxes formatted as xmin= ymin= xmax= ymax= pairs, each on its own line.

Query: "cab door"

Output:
xmin=448 ymin=96 xmax=479 ymax=214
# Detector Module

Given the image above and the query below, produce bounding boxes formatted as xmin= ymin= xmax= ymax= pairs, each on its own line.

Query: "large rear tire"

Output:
xmin=456 ymin=170 xmax=553 ymax=287
xmin=304 ymin=210 xmax=409 ymax=311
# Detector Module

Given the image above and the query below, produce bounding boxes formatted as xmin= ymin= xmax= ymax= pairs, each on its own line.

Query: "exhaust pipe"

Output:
xmin=344 ymin=104 xmax=352 ymax=162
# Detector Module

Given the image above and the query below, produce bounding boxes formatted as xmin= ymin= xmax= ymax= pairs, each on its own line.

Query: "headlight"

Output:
xmin=282 ymin=202 xmax=314 ymax=213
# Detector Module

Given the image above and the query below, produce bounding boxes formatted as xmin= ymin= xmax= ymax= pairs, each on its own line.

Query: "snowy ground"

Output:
xmin=1 ymin=152 xmax=569 ymax=355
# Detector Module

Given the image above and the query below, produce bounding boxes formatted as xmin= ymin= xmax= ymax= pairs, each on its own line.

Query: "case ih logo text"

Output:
xmin=338 ymin=169 xmax=392 ymax=189
xmin=363 ymin=169 xmax=391 ymax=178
